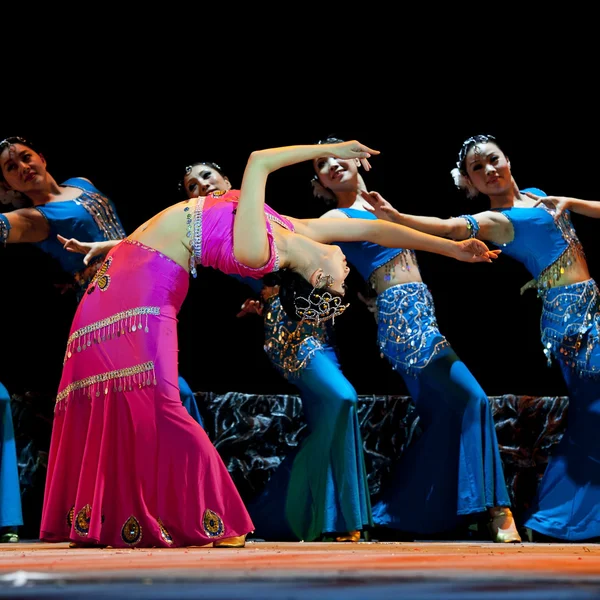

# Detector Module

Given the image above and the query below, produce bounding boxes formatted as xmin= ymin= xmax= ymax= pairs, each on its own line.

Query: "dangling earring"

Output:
xmin=316 ymin=273 xmax=334 ymax=289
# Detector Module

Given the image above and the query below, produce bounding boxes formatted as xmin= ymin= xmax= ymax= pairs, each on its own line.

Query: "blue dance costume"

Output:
xmin=20 ymin=178 xmax=124 ymax=299
xmin=235 ymin=275 xmax=372 ymax=541
xmin=335 ymin=208 xmax=511 ymax=535
xmin=0 ymin=382 xmax=23 ymax=531
xmin=489 ymin=188 xmax=600 ymax=541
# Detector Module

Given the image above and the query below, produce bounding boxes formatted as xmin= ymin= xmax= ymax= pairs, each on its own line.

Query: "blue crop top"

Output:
xmin=488 ymin=187 xmax=585 ymax=289
xmin=0 ymin=177 xmax=126 ymax=297
xmin=332 ymin=208 xmax=413 ymax=282
xmin=31 ymin=177 xmax=126 ymax=276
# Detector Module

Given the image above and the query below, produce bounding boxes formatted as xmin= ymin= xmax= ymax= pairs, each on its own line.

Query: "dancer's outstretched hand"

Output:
xmin=236 ymin=298 xmax=263 ymax=318
xmin=359 ymin=189 xmax=397 ymax=221
xmin=525 ymin=191 xmax=570 ymax=219
xmin=453 ymin=238 xmax=501 ymax=263
xmin=329 ymin=140 xmax=380 ymax=171
xmin=57 ymin=234 xmax=113 ymax=266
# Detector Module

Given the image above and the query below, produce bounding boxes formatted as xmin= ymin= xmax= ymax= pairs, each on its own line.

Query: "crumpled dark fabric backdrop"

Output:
xmin=10 ymin=391 xmax=568 ymax=539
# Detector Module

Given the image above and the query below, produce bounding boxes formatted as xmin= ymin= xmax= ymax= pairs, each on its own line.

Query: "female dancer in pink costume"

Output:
xmin=43 ymin=141 xmax=498 ymax=549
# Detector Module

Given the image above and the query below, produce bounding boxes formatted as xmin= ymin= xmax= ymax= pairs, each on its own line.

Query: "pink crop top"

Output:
xmin=189 ymin=189 xmax=295 ymax=279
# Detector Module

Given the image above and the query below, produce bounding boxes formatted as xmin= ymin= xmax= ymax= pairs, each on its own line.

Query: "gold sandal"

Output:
xmin=335 ymin=530 xmax=361 ymax=543
xmin=488 ymin=508 xmax=521 ymax=543
xmin=213 ymin=534 xmax=246 ymax=548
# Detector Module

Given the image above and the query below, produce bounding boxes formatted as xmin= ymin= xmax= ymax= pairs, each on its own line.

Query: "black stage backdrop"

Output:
xmin=2 ymin=78 xmax=598 ymax=401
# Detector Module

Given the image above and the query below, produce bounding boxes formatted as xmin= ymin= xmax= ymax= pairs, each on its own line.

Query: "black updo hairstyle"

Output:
xmin=263 ymin=270 xmax=314 ymax=322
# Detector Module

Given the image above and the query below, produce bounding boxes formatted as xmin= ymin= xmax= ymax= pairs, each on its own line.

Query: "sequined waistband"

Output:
xmin=540 ymin=278 xmax=600 ymax=378
xmin=541 ymin=278 xmax=597 ymax=307
xmin=376 ymin=281 xmax=430 ymax=303
xmin=376 ymin=282 xmax=449 ymax=377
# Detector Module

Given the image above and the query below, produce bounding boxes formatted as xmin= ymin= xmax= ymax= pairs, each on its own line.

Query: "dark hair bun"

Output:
xmin=269 ymin=269 xmax=314 ymax=322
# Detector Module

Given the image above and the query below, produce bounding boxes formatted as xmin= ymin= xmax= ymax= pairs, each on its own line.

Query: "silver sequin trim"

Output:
xmin=66 ymin=307 xmax=160 ymax=345
xmin=56 ymin=361 xmax=156 ymax=404
xmin=190 ymin=197 xmax=205 ymax=274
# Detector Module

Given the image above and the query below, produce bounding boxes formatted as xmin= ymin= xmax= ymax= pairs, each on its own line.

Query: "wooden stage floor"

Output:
xmin=1 ymin=541 xmax=600 ymax=599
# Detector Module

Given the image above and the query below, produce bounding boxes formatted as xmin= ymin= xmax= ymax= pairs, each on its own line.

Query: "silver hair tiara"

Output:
xmin=179 ymin=161 xmax=224 ymax=193
xmin=294 ymin=274 xmax=349 ymax=325
xmin=456 ymin=134 xmax=496 ymax=173
xmin=183 ymin=161 xmax=223 ymax=176
xmin=0 ymin=136 xmax=29 ymax=149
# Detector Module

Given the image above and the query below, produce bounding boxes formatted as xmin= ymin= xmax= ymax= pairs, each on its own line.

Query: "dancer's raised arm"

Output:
xmin=233 ymin=141 xmax=378 ymax=268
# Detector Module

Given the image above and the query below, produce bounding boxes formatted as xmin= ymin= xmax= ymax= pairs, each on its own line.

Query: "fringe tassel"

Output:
xmin=64 ymin=307 xmax=160 ymax=362
xmin=56 ymin=361 xmax=157 ymax=410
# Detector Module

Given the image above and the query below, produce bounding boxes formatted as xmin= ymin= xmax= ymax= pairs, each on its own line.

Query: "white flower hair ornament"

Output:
xmin=450 ymin=167 xmax=479 ymax=199
xmin=0 ymin=182 xmax=28 ymax=208
xmin=310 ymin=177 xmax=336 ymax=202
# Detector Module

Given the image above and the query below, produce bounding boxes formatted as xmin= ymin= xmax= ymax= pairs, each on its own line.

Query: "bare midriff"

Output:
xmin=538 ymin=250 xmax=590 ymax=291
xmin=369 ymin=251 xmax=423 ymax=295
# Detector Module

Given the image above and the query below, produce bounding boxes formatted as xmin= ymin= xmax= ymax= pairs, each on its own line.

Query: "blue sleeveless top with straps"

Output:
xmin=488 ymin=188 xmax=585 ymax=288
xmin=32 ymin=177 xmax=125 ymax=276
xmin=332 ymin=208 xmax=408 ymax=281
